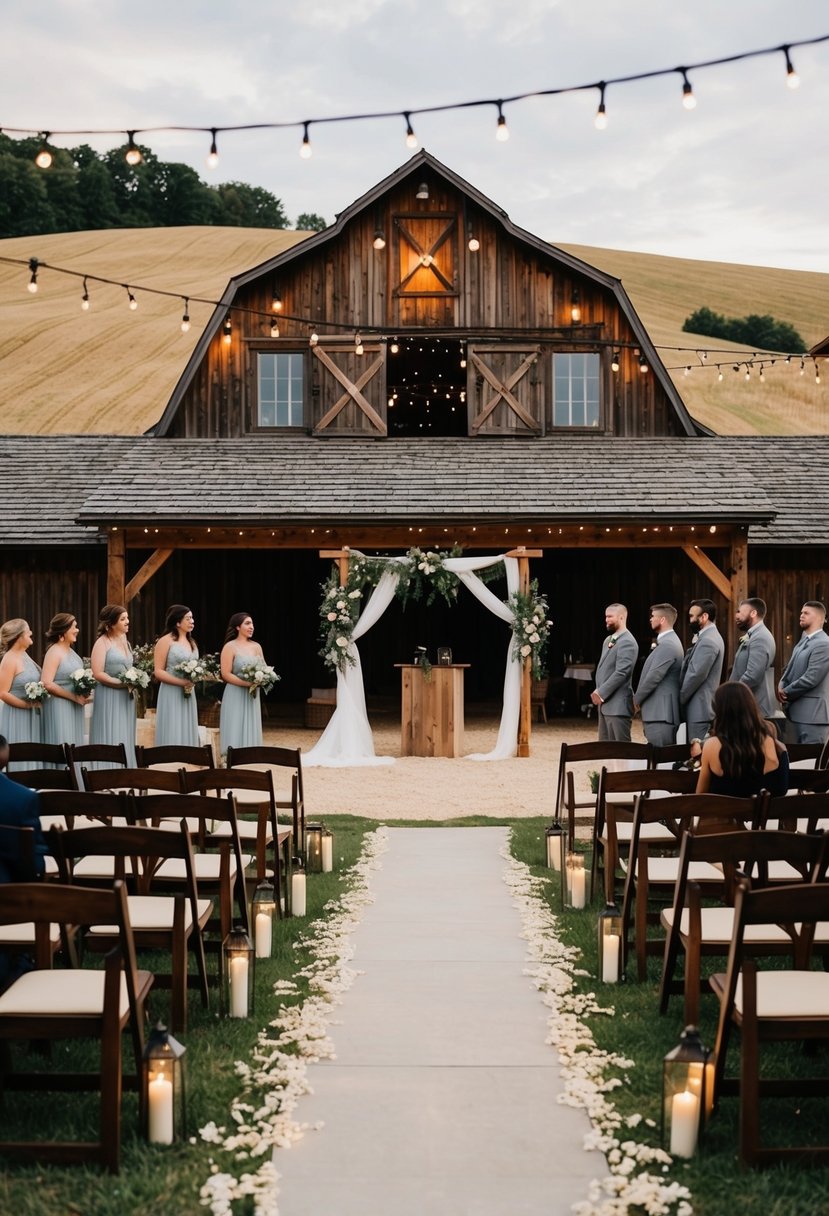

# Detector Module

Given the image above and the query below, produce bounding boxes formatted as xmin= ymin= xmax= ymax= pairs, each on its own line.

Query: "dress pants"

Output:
xmin=643 ymin=721 xmax=677 ymax=747
xmin=598 ymin=713 xmax=631 ymax=743
xmin=792 ymin=722 xmax=829 ymax=746
xmin=685 ymin=719 xmax=712 ymax=744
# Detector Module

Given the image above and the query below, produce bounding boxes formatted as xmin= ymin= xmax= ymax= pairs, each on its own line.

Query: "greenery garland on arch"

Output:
xmin=318 ymin=547 xmax=550 ymax=677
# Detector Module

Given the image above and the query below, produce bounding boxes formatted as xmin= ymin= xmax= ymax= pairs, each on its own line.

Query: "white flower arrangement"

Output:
xmin=118 ymin=665 xmax=151 ymax=697
xmin=510 ymin=581 xmax=552 ymax=679
xmin=238 ymin=660 xmax=281 ymax=699
xmin=174 ymin=656 xmax=218 ymax=696
xmin=23 ymin=680 xmax=49 ymax=707
xmin=69 ymin=666 xmax=97 ymax=696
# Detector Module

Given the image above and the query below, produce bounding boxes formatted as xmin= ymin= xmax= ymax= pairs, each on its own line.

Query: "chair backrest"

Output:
xmin=67 ymin=742 xmax=128 ymax=768
xmin=0 ymin=824 xmax=38 ymax=882
xmin=648 ymin=743 xmax=693 ymax=769
xmin=226 ymin=745 xmax=304 ymax=802
xmin=7 ymin=742 xmax=69 ymax=768
xmin=82 ymin=766 xmax=183 ymax=796
xmin=50 ymin=820 xmax=199 ymax=902
xmin=182 ymin=765 xmax=276 ymax=801
xmin=555 ymin=740 xmax=650 ymax=820
xmin=599 ymin=766 xmax=698 ymax=797
xmin=788 ymin=768 xmax=829 ymax=794
xmin=38 ymin=788 xmax=131 ymax=826
xmin=631 ymin=791 xmax=764 ymax=835
xmin=6 ymin=768 xmax=74 ymax=790
xmin=136 ymin=744 xmax=215 ymax=770
xmin=787 ymin=742 xmax=823 ymax=766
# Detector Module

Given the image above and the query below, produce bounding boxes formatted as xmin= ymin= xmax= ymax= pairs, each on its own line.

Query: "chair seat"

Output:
xmin=156 ymin=854 xmax=252 ymax=882
xmin=74 ymin=856 xmax=128 ymax=880
xmin=604 ymin=822 xmax=675 ymax=845
xmin=212 ymin=820 xmax=273 ymax=843
xmin=622 ymin=858 xmax=722 ymax=882
xmin=0 ymin=922 xmax=61 ymax=945
xmin=0 ymin=969 xmax=130 ymax=1018
xmin=39 ymin=814 xmax=69 ymax=831
xmin=733 ymin=969 xmax=829 ymax=1017
xmin=88 ymin=895 xmax=213 ymax=935
xmin=661 ymin=906 xmax=792 ymax=945
xmin=766 ymin=861 xmax=807 ymax=882
xmin=156 ymin=817 xmax=204 ymax=835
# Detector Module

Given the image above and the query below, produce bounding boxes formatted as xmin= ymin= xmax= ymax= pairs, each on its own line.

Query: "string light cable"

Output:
xmin=2 ymin=34 xmax=825 ymax=164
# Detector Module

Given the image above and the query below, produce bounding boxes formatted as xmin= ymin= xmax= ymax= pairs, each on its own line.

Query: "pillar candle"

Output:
xmin=601 ymin=933 xmax=620 ymax=983
xmin=254 ymin=911 xmax=272 ymax=959
xmin=292 ymin=871 xmax=307 ymax=916
xmin=229 ymin=955 xmax=249 ymax=1018
xmin=670 ymin=1090 xmax=699 ymax=1158
xmin=321 ymin=836 xmax=333 ymax=872
xmin=148 ymin=1073 xmax=174 ymax=1144
xmin=569 ymin=864 xmax=586 ymax=909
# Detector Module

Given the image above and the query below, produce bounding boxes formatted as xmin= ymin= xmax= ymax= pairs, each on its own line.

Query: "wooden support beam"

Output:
xmin=124 ymin=548 xmax=174 ymax=604
xmin=508 ymin=548 xmax=543 ymax=759
xmin=319 ymin=546 xmax=351 ymax=586
xmin=728 ymin=533 xmax=749 ymax=675
xmin=681 ymin=545 xmax=731 ymax=600
xmin=106 ymin=530 xmax=126 ymax=606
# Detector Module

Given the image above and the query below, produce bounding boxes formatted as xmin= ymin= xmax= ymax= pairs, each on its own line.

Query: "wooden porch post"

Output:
xmin=728 ymin=531 xmax=749 ymax=676
xmin=320 ymin=546 xmax=351 ymax=586
xmin=106 ymin=530 xmax=126 ymax=605
xmin=506 ymin=547 xmax=543 ymax=758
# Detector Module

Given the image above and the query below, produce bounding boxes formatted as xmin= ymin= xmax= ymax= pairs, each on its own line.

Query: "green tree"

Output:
xmin=683 ymin=306 xmax=805 ymax=353
xmin=150 ymin=161 xmax=220 ymax=226
xmin=295 ymin=211 xmax=327 ymax=232
xmin=212 ymin=181 xmax=288 ymax=228
xmin=0 ymin=152 xmax=56 ymax=236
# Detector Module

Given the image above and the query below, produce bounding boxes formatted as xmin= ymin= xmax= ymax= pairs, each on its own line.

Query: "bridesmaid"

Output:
xmin=154 ymin=604 xmax=200 ymax=748
xmin=0 ymin=619 xmax=43 ymax=767
xmin=41 ymin=612 xmax=92 ymax=750
xmin=220 ymin=612 xmax=265 ymax=754
xmin=89 ymin=604 xmax=137 ymax=765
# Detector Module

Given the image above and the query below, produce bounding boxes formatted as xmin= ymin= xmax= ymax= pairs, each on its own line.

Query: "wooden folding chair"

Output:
xmin=66 ymin=743 xmax=128 ymax=790
xmin=660 ymin=829 xmax=829 ymax=1023
xmin=82 ymin=766 xmax=183 ymax=798
xmin=553 ymin=740 xmax=650 ymax=825
xmin=710 ymin=879 xmax=829 ymax=1166
xmin=226 ymin=745 xmax=306 ymax=854
xmin=136 ymin=744 xmax=215 ymax=771
xmin=50 ymin=821 xmax=211 ymax=1032
xmin=648 ymin=743 xmax=694 ymax=770
xmin=0 ymin=880 xmax=152 ymax=1173
xmin=7 ymin=767 xmax=75 ymax=791
xmin=7 ymin=742 xmax=70 ymax=770
xmin=37 ymin=790 xmax=132 ymax=881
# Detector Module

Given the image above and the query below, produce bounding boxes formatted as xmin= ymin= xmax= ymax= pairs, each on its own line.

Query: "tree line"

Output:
xmin=683 ymin=305 xmax=805 ymax=353
xmin=0 ymin=135 xmax=327 ymax=237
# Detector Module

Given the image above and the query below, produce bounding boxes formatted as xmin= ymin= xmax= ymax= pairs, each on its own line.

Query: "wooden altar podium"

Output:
xmin=396 ymin=663 xmax=469 ymax=758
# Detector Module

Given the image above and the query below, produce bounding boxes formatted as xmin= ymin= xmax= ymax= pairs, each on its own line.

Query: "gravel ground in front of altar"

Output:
xmin=262 ymin=706 xmax=647 ymax=821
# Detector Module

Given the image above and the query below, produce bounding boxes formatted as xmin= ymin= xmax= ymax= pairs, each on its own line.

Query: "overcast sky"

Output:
xmin=3 ymin=1 xmax=827 ymax=270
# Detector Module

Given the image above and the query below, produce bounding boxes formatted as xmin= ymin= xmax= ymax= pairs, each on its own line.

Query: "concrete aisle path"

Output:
xmin=276 ymin=827 xmax=599 ymax=1215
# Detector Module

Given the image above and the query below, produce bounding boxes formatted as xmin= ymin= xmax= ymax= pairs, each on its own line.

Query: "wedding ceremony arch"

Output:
xmin=303 ymin=546 xmax=547 ymax=768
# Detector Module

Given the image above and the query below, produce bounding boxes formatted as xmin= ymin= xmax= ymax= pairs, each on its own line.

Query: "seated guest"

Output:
xmin=695 ymin=683 xmax=789 ymax=798
xmin=0 ymin=733 xmax=46 ymax=883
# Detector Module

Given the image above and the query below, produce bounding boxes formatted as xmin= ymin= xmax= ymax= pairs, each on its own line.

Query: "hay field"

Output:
xmin=0 ymin=225 xmax=826 ymax=435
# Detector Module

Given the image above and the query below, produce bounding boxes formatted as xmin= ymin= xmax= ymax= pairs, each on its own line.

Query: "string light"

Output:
xmin=611 ymin=351 xmax=620 ymax=372
xmin=495 ymin=103 xmax=509 ymax=142
xmin=745 ymin=364 xmax=751 ymax=380
xmin=783 ymin=45 xmax=800 ymax=89
xmin=270 ymin=320 xmax=280 ymax=338
xmin=717 ymin=368 xmax=723 ymax=381
xmin=594 ymin=82 xmax=607 ymax=130
xmin=759 ymin=363 xmax=765 ymax=382
xmin=816 ymin=361 xmax=822 ymax=384
xmin=404 ymin=113 xmax=418 ymax=149
xmin=271 ymin=288 xmax=282 ymax=313
xmin=81 ymin=277 xmax=90 ymax=310
xmin=415 ymin=181 xmax=429 ymax=200
xmin=300 ymin=122 xmax=312 ymax=159
xmin=180 ymin=298 xmax=190 ymax=332
xmin=27 ymin=257 xmax=38 ymax=293
xmin=126 ymin=286 xmax=138 ymax=310
xmin=373 ymin=227 xmax=386 ymax=250
xmin=34 ymin=134 xmax=53 ymax=169
xmin=680 ymin=69 xmax=697 ymax=110
xmin=570 ymin=288 xmax=582 ymax=324
xmin=800 ymin=360 xmax=805 ymax=375
xmin=355 ymin=332 xmax=364 ymax=355
xmin=206 ymin=128 xmax=219 ymax=169
xmin=390 ymin=338 xmax=399 ymax=354
xmin=467 ymin=224 xmax=480 ymax=252
xmin=125 ymin=132 xmax=143 ymax=166
xmin=638 ymin=354 xmax=649 ymax=374
xmin=223 ymin=316 xmax=232 ymax=344
xmin=309 ymin=331 xmax=319 ymax=347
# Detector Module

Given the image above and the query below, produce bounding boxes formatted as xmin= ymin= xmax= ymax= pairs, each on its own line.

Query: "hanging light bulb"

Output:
xmin=783 ymin=46 xmax=800 ymax=89
xmin=206 ymin=128 xmax=219 ymax=169
xmin=680 ymin=70 xmax=697 ymax=110
xmin=467 ymin=223 xmax=480 ymax=252
xmin=81 ymin=277 xmax=90 ymax=311
xmin=744 ymin=365 xmax=751 ymax=381
xmin=415 ymin=181 xmax=429 ymax=200
xmin=34 ymin=133 xmax=53 ymax=169
xmin=270 ymin=320 xmax=280 ymax=338
xmin=638 ymin=353 xmax=649 ymax=375
xmin=125 ymin=132 xmax=143 ymax=166
xmin=816 ymin=362 xmax=822 ymax=385
xmin=404 ymin=112 xmax=418 ymax=149
xmin=460 ymin=342 xmax=467 ymax=369
xmin=223 ymin=316 xmax=232 ymax=344
xmin=594 ymin=83 xmax=608 ymax=130
xmin=390 ymin=338 xmax=399 ymax=354
xmin=373 ymin=227 xmax=386 ymax=250
xmin=699 ymin=350 xmax=708 ymax=362
xmin=717 ymin=368 xmax=723 ymax=382
xmin=300 ymin=122 xmax=312 ymax=159
xmin=495 ymin=103 xmax=510 ymax=141
xmin=180 ymin=298 xmax=190 ymax=332
xmin=800 ymin=360 xmax=805 ymax=376
xmin=309 ymin=331 xmax=319 ymax=347
xmin=271 ymin=289 xmax=282 ymax=314
xmin=570 ymin=288 xmax=582 ymax=324
xmin=759 ymin=364 xmax=765 ymax=383
xmin=27 ymin=257 xmax=38 ymax=294
xmin=126 ymin=287 xmax=138 ymax=311
xmin=611 ymin=351 xmax=620 ymax=373
xmin=684 ymin=365 xmax=691 ymax=376
xmin=355 ymin=332 xmax=364 ymax=356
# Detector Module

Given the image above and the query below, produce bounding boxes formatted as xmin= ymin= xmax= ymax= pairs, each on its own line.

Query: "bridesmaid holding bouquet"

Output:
xmin=42 ymin=612 xmax=92 ymax=750
xmin=219 ymin=612 xmax=266 ymax=754
xmin=0 ymin=618 xmax=43 ymax=766
xmin=90 ymin=604 xmax=137 ymax=765
xmin=154 ymin=604 xmax=200 ymax=748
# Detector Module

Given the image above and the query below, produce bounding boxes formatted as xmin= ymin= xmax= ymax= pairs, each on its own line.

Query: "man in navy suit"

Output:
xmin=778 ymin=601 xmax=829 ymax=745
xmin=590 ymin=603 xmax=638 ymax=742
xmin=0 ymin=735 xmax=45 ymax=884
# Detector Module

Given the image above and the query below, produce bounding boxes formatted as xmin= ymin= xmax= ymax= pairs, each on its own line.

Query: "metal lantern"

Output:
xmin=143 ymin=1021 xmax=186 ymax=1145
xmin=437 ymin=646 xmax=453 ymax=666
xmin=306 ymin=822 xmax=324 ymax=872
xmin=222 ymin=924 xmax=254 ymax=1018
xmin=545 ymin=820 xmax=565 ymax=872
xmin=662 ymin=1025 xmax=711 ymax=1158
xmin=564 ymin=849 xmax=589 ymax=909
xmin=251 ymin=879 xmax=276 ymax=959
xmin=321 ymin=824 xmax=334 ymax=873
xmin=597 ymin=902 xmax=623 ymax=983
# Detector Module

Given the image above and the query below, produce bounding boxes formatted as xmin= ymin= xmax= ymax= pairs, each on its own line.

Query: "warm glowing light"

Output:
xmin=784 ymin=47 xmax=800 ymax=89
xmin=404 ymin=114 xmax=418 ymax=148
xmin=681 ymin=72 xmax=697 ymax=110
xmin=495 ymin=106 xmax=510 ymax=141
xmin=611 ymin=351 xmax=620 ymax=372
xmin=309 ymin=331 xmax=319 ymax=347
xmin=35 ymin=135 xmax=53 ymax=169
xmin=270 ymin=321 xmax=279 ymax=338
xmin=355 ymin=332 xmax=364 ymax=356
xmin=81 ymin=278 xmax=90 ymax=311
xmin=373 ymin=229 xmax=386 ymax=250
xmin=27 ymin=258 xmax=38 ymax=293
xmin=125 ymin=133 xmax=143 ymax=165
xmin=300 ymin=123 xmax=312 ymax=158
xmin=223 ymin=317 xmax=232 ymax=344
xmin=206 ymin=130 xmax=219 ymax=169
xmin=594 ymin=84 xmax=607 ymax=130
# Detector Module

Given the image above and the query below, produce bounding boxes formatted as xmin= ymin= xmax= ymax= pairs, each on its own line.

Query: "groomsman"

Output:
xmin=778 ymin=600 xmax=829 ymax=745
xmin=633 ymin=603 xmax=684 ymax=746
xmin=590 ymin=603 xmax=638 ymax=742
xmin=679 ymin=598 xmax=725 ymax=742
xmin=729 ymin=597 xmax=776 ymax=718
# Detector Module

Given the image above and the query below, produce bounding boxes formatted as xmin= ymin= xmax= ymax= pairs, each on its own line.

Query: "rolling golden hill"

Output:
xmin=0 ymin=226 xmax=826 ymax=434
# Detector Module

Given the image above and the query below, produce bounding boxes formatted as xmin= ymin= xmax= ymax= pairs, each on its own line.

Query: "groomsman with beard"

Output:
xmin=729 ymin=597 xmax=777 ymax=719
xmin=633 ymin=603 xmax=684 ymax=746
xmin=679 ymin=598 xmax=725 ymax=742
xmin=778 ymin=601 xmax=829 ymax=745
xmin=590 ymin=603 xmax=638 ymax=742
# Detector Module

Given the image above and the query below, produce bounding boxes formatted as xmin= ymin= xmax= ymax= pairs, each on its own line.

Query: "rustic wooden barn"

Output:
xmin=1 ymin=151 xmax=828 ymax=729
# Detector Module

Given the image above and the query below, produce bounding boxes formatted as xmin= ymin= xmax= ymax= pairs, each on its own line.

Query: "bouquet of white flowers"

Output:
xmin=70 ymin=666 xmax=97 ymax=697
xmin=118 ymin=665 xmax=151 ymax=698
xmin=174 ymin=656 xmax=217 ymax=696
xmin=238 ymin=660 xmax=281 ymax=699
xmin=24 ymin=680 xmax=49 ymax=709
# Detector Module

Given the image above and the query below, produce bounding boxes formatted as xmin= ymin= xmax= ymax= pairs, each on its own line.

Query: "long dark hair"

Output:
xmin=223 ymin=612 xmax=252 ymax=644
xmin=712 ymin=682 xmax=770 ymax=778
xmin=163 ymin=604 xmax=196 ymax=651
xmin=96 ymin=604 xmax=126 ymax=637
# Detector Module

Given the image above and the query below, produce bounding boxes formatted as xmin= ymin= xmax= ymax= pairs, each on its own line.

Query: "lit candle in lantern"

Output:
xmin=567 ymin=854 xmax=586 ymax=908
xmin=321 ymin=833 xmax=333 ymax=872
xmin=670 ymin=1090 xmax=699 ymax=1158
xmin=229 ymin=955 xmax=249 ymax=1018
xmin=148 ymin=1072 xmax=174 ymax=1144
xmin=601 ymin=933 xmax=620 ymax=983
xmin=255 ymin=911 xmax=272 ymax=959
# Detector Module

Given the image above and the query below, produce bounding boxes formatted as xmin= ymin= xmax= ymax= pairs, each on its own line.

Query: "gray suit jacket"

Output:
xmin=779 ymin=629 xmax=829 ymax=725
xmin=729 ymin=621 xmax=776 ymax=717
xmin=634 ymin=630 xmax=683 ymax=725
xmin=595 ymin=629 xmax=638 ymax=718
xmin=679 ymin=624 xmax=725 ymax=728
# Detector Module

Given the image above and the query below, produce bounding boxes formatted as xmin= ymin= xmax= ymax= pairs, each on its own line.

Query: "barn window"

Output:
xmin=553 ymin=353 xmax=600 ymax=427
xmin=257 ymin=352 xmax=305 ymax=427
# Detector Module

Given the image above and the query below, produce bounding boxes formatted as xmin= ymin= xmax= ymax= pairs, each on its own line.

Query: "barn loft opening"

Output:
xmin=386 ymin=337 xmax=467 ymax=437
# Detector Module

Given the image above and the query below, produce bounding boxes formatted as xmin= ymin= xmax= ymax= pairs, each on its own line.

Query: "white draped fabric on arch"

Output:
xmin=303 ymin=553 xmax=521 ymax=768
